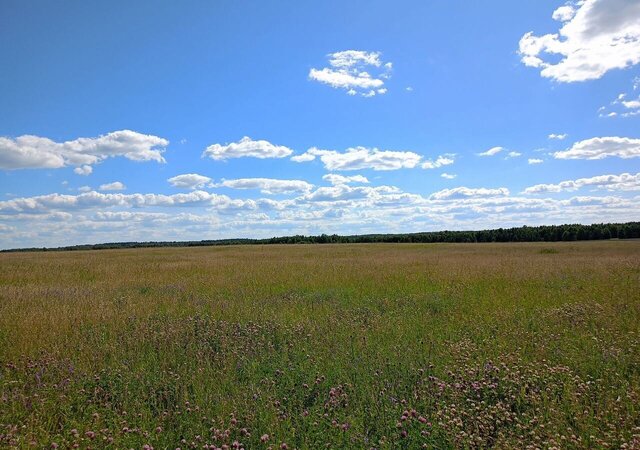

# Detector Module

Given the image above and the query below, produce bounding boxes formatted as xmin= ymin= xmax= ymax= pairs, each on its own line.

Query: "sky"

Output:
xmin=1 ymin=0 xmax=640 ymax=249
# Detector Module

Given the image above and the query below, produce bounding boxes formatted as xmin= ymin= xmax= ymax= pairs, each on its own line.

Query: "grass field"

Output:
xmin=1 ymin=242 xmax=639 ymax=449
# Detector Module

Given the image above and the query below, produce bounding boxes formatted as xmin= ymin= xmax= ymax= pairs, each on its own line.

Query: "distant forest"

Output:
xmin=4 ymin=221 xmax=640 ymax=252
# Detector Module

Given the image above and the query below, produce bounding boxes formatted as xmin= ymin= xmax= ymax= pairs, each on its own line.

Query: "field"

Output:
xmin=1 ymin=242 xmax=639 ymax=449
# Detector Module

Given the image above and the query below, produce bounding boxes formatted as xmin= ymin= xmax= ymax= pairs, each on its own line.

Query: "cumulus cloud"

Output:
xmin=553 ymin=136 xmax=640 ymax=159
xmin=322 ymin=174 xmax=370 ymax=185
xmin=3 ymin=182 xmax=640 ymax=249
xmin=524 ymin=172 xmax=640 ymax=194
xmin=292 ymin=146 xmax=422 ymax=171
xmin=421 ymin=154 xmax=455 ymax=169
xmin=518 ymin=0 xmax=640 ymax=82
xmin=302 ymin=184 xmax=402 ymax=203
xmin=202 ymin=137 xmax=293 ymax=160
xmin=309 ymin=50 xmax=392 ymax=97
xmin=168 ymin=173 xmax=213 ymax=190
xmin=441 ymin=173 xmax=457 ymax=179
xmin=99 ymin=182 xmax=126 ymax=191
xmin=429 ymin=187 xmax=510 ymax=200
xmin=0 ymin=190 xmax=251 ymax=214
xmin=528 ymin=158 xmax=544 ymax=164
xmin=217 ymin=178 xmax=313 ymax=195
xmin=477 ymin=146 xmax=503 ymax=157
xmin=506 ymin=151 xmax=522 ymax=158
xmin=548 ymin=133 xmax=568 ymax=140
xmin=0 ymin=130 xmax=168 ymax=170
xmin=73 ymin=165 xmax=93 ymax=176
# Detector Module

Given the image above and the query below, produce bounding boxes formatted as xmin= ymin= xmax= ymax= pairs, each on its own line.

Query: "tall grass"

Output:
xmin=1 ymin=242 xmax=639 ymax=448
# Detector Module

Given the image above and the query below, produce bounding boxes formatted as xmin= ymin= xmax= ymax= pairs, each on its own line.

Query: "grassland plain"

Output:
xmin=0 ymin=242 xmax=639 ymax=449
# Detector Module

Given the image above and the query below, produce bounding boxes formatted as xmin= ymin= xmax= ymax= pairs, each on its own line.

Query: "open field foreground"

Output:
xmin=1 ymin=242 xmax=639 ymax=449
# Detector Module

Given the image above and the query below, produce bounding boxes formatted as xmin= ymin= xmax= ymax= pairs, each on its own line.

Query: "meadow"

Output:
xmin=1 ymin=242 xmax=639 ymax=449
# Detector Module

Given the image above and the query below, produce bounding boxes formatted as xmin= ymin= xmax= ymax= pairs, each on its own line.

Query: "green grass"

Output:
xmin=1 ymin=242 xmax=639 ymax=448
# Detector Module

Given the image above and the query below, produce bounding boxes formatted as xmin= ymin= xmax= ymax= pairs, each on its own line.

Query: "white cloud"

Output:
xmin=441 ymin=173 xmax=457 ymax=179
xmin=302 ymin=184 xmax=403 ymax=203
xmin=322 ymin=174 xmax=370 ymax=185
xmin=0 ymin=130 xmax=168 ymax=170
xmin=73 ymin=165 xmax=93 ymax=176
xmin=99 ymin=182 xmax=126 ymax=191
xmin=309 ymin=68 xmax=384 ymax=90
xmin=421 ymin=154 xmax=455 ymax=169
xmin=217 ymin=178 xmax=313 ymax=195
xmin=0 ymin=190 xmax=252 ymax=214
xmin=328 ymin=50 xmax=383 ymax=68
xmin=506 ymin=151 xmax=522 ymax=158
xmin=622 ymin=98 xmax=640 ymax=109
xmin=548 ymin=133 xmax=568 ymax=140
xmin=78 ymin=186 xmax=91 ymax=192
xmin=553 ymin=136 xmax=640 ymax=159
xmin=528 ymin=158 xmax=544 ymax=164
xmin=519 ymin=0 xmax=640 ymax=82
xmin=552 ymin=5 xmax=577 ymax=22
xmin=202 ymin=136 xmax=293 ymax=160
xmin=168 ymin=173 xmax=213 ymax=190
xmin=430 ymin=187 xmax=510 ymax=200
xmin=599 ymin=79 xmax=640 ymax=117
xmin=478 ymin=146 xmax=503 ymax=157
xmin=524 ymin=172 xmax=640 ymax=194
xmin=309 ymin=50 xmax=392 ymax=97
xmin=290 ymin=152 xmax=316 ymax=162
xmin=3 ymin=182 xmax=640 ymax=249
xmin=293 ymin=146 xmax=422 ymax=171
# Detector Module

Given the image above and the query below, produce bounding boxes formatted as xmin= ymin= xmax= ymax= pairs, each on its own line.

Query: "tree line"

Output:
xmin=3 ymin=221 xmax=640 ymax=252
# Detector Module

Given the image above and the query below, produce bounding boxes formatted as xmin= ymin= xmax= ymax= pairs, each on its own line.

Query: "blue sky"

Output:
xmin=1 ymin=0 xmax=640 ymax=248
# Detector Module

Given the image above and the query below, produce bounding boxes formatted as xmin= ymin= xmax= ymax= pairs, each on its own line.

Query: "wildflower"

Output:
xmin=85 ymin=431 xmax=95 ymax=439
xmin=260 ymin=434 xmax=269 ymax=442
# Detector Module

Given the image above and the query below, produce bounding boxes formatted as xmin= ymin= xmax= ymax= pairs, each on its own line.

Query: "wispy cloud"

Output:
xmin=421 ymin=154 xmax=455 ymax=169
xmin=477 ymin=146 xmax=503 ymax=157
xmin=322 ymin=174 xmax=370 ymax=185
xmin=309 ymin=50 xmax=392 ymax=97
